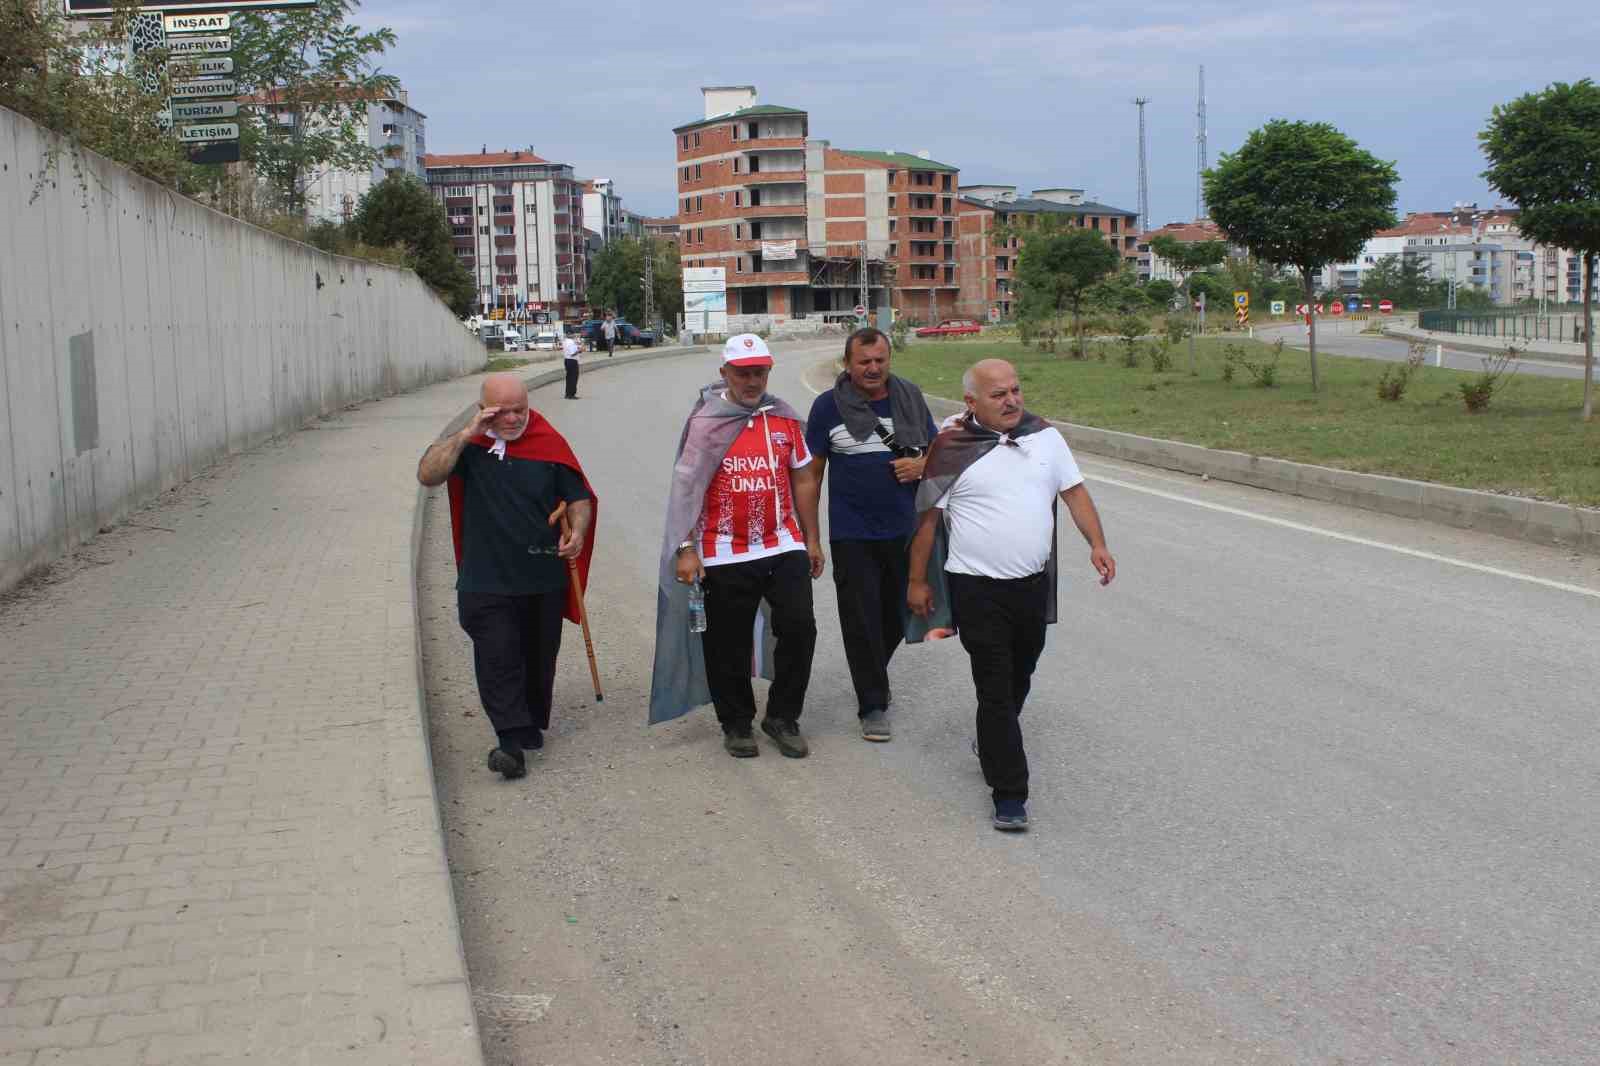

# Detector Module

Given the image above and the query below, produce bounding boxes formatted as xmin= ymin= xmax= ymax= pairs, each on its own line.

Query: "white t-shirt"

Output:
xmin=936 ymin=427 xmax=1083 ymax=579
xmin=562 ymin=337 xmax=581 ymax=361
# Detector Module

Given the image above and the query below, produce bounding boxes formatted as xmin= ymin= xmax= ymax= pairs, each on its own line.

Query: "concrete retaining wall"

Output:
xmin=920 ymin=394 xmax=1600 ymax=555
xmin=0 ymin=105 xmax=485 ymax=593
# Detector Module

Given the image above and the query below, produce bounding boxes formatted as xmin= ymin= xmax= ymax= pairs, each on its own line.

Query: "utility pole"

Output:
xmin=858 ymin=240 xmax=869 ymax=325
xmin=642 ymin=231 xmax=656 ymax=335
xmin=1133 ymin=97 xmax=1150 ymax=234
xmin=1196 ymin=65 xmax=1208 ymax=220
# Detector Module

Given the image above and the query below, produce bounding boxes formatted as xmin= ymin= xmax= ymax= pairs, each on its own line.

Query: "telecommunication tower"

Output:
xmin=1196 ymin=65 xmax=1208 ymax=219
xmin=1133 ymin=97 xmax=1150 ymax=233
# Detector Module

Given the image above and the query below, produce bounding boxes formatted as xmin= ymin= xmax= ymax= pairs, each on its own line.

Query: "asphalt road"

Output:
xmin=1257 ymin=322 xmax=1587 ymax=380
xmin=420 ymin=342 xmax=1600 ymax=1066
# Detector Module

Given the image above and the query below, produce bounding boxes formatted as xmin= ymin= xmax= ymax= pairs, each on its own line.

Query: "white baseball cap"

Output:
xmin=722 ymin=333 xmax=773 ymax=368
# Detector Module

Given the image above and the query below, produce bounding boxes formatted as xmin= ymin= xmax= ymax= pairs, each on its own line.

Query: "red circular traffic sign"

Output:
xmin=854 ymin=304 xmax=866 ymax=317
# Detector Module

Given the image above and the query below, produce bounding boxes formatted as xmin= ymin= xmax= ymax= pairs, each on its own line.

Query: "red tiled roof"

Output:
xmin=1143 ymin=220 xmax=1225 ymax=243
xmin=423 ymin=150 xmax=548 ymax=167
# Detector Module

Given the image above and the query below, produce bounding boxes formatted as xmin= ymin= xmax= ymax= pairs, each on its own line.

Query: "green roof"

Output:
xmin=837 ymin=149 xmax=958 ymax=173
xmin=673 ymin=104 xmax=807 ymax=134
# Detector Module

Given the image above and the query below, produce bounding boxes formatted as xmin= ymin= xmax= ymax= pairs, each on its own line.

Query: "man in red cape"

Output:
xmin=419 ymin=373 xmax=597 ymax=780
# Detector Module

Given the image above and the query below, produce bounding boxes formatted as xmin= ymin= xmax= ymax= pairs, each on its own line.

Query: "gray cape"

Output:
xmin=648 ymin=383 xmax=806 ymax=724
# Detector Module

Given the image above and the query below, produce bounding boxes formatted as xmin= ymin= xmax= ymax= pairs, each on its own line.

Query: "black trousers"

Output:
xmin=458 ymin=590 xmax=565 ymax=745
xmin=948 ymin=570 xmax=1049 ymax=804
xmin=563 ymin=358 xmax=579 ymax=398
xmin=830 ymin=537 xmax=908 ymax=715
xmin=604 ymin=335 xmax=615 ymax=356
xmin=700 ymin=551 xmax=816 ymax=731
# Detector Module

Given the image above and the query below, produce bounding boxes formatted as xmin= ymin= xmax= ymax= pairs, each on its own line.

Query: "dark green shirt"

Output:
xmin=453 ymin=445 xmax=591 ymax=596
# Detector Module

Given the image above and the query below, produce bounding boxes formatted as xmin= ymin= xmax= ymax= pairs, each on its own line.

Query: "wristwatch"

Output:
xmin=675 ymin=540 xmax=695 ymax=556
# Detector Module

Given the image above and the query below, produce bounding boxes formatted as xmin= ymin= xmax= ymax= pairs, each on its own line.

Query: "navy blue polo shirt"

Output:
xmin=805 ymin=391 xmax=937 ymax=542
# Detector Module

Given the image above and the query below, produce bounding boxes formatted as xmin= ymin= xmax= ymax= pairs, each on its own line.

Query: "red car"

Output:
xmin=915 ymin=319 xmax=983 ymax=338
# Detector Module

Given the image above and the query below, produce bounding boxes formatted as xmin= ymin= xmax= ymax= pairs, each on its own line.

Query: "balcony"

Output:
xmin=735 ymin=135 xmax=805 ymax=151
xmin=495 ymin=255 xmax=517 ymax=269
xmin=741 ymin=170 xmax=806 ymax=186
xmin=493 ymin=235 xmax=516 ymax=249
xmin=728 ymin=269 xmax=810 ymax=287
xmin=740 ymin=202 xmax=807 ymax=219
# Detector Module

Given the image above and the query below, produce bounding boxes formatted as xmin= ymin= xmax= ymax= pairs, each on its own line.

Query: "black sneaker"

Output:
xmin=487 ymin=746 xmax=526 ymax=780
xmin=992 ymin=799 xmax=1028 ymax=831
xmin=723 ymin=728 xmax=759 ymax=758
xmin=860 ymin=709 xmax=891 ymax=742
xmin=760 ymin=717 xmax=809 ymax=759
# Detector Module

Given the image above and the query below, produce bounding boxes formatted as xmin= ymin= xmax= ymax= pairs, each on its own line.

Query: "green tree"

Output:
xmin=1087 ymin=266 xmax=1151 ymax=315
xmin=0 ymin=1 xmax=191 ymax=190
xmin=1481 ymin=78 xmax=1600 ymax=419
xmin=231 ymin=0 xmax=398 ymax=217
xmin=1014 ymin=227 xmax=1123 ymax=357
xmin=1144 ymin=278 xmax=1177 ymax=308
xmin=349 ymin=173 xmax=475 ymax=316
xmin=1150 ymin=236 xmax=1228 ymax=287
xmin=1205 ymin=120 xmax=1398 ymax=391
xmin=587 ymin=238 xmax=647 ymax=323
xmin=647 ymin=237 xmax=683 ymax=329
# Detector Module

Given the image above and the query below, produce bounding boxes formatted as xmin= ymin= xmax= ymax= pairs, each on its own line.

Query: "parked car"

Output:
xmin=615 ymin=321 xmax=656 ymax=348
xmin=499 ymin=328 xmax=525 ymax=353
xmin=532 ymin=331 xmax=560 ymax=351
xmin=915 ymin=319 xmax=983 ymax=338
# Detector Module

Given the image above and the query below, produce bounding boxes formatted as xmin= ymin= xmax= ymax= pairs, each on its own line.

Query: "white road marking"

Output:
xmin=799 ymin=361 xmax=1600 ymax=601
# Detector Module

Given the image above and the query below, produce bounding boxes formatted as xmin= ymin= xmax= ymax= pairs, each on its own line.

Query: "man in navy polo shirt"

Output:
xmin=805 ymin=328 xmax=936 ymax=741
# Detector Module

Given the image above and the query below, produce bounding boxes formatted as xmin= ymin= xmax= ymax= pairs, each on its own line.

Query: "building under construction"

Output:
xmin=673 ymin=86 xmax=962 ymax=324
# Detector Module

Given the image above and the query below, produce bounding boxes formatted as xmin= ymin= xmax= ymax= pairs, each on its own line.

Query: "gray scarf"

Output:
xmin=649 ymin=382 xmax=805 ymax=724
xmin=832 ymin=372 xmax=933 ymax=451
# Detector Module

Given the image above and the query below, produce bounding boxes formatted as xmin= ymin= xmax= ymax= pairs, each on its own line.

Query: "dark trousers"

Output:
xmin=458 ymin=590 xmax=565 ymax=746
xmin=700 ymin=551 xmax=816 ymax=731
xmin=604 ymin=335 xmax=615 ymax=356
xmin=563 ymin=358 xmax=579 ymax=398
xmin=830 ymin=537 xmax=908 ymax=715
xmin=948 ymin=570 xmax=1049 ymax=804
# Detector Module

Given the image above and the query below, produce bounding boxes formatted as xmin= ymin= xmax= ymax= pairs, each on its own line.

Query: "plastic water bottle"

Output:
xmin=687 ymin=580 xmax=707 ymax=634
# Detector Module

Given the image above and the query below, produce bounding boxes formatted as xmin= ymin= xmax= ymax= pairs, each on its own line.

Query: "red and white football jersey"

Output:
xmin=698 ymin=410 xmax=812 ymax=566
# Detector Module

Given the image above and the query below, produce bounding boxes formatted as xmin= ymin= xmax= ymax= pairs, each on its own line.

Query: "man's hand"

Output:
xmin=891 ymin=454 xmax=927 ymax=484
xmin=465 ymin=405 xmax=499 ymax=439
xmin=907 ymin=578 xmax=934 ymax=618
xmin=1090 ymin=546 xmax=1116 ymax=586
xmin=674 ymin=549 xmax=704 ymax=586
xmin=557 ymin=527 xmax=584 ymax=560
xmin=807 ymin=540 xmax=825 ymax=580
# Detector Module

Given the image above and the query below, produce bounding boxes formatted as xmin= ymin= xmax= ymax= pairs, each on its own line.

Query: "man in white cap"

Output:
xmin=648 ymin=334 xmax=824 ymax=758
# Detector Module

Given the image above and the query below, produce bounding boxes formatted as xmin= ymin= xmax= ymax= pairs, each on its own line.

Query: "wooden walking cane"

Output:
xmin=549 ymin=502 xmax=603 ymax=703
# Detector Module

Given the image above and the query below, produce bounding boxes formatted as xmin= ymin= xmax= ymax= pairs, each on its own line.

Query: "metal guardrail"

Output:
xmin=1418 ymin=310 xmax=1590 ymax=343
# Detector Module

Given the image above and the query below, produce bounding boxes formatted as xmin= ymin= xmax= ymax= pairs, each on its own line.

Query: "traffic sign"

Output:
xmin=171 ymin=100 xmax=237 ymax=122
xmin=988 ymin=307 xmax=1000 ymax=323
xmin=1361 ymin=300 xmax=1373 ymax=310
xmin=1330 ymin=300 xmax=1344 ymax=316
xmin=854 ymin=304 xmax=866 ymax=318
xmin=177 ymin=122 xmax=239 ymax=143
xmin=1316 ymin=304 xmax=1326 ymax=314
xmin=166 ymin=34 xmax=231 ymax=56
xmin=1378 ymin=299 xmax=1394 ymax=314
xmin=1233 ymin=291 xmax=1250 ymax=309
xmin=1295 ymin=303 xmax=1309 ymax=315
xmin=1347 ymin=298 xmax=1360 ymax=312
xmin=171 ymin=78 xmax=237 ymax=99
xmin=185 ymin=140 xmax=240 ymax=165
xmin=1270 ymin=300 xmax=1286 ymax=315
xmin=164 ymin=12 xmax=231 ymax=33
xmin=169 ymin=57 xmax=233 ymax=79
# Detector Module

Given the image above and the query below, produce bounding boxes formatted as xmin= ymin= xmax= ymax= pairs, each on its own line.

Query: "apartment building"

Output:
xmin=637 ymin=215 xmax=679 ymax=243
xmin=1136 ymin=219 xmax=1236 ymax=284
xmin=957 ymin=186 xmax=1139 ymax=320
xmin=672 ymin=86 xmax=963 ymax=324
xmin=581 ymin=178 xmax=627 ymax=246
xmin=243 ymin=84 xmax=426 ymax=224
xmin=423 ymin=148 xmax=587 ymax=316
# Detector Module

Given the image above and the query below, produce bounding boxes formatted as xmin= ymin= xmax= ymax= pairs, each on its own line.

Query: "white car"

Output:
xmin=500 ymin=329 xmax=525 ymax=352
xmin=532 ymin=331 xmax=560 ymax=351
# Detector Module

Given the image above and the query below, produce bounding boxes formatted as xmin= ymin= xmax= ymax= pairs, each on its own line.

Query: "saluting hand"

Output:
xmin=465 ymin=405 xmax=500 ymax=438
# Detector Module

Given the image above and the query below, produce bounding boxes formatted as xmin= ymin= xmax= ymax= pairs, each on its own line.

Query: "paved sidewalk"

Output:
xmin=0 ymin=374 xmax=491 ymax=1064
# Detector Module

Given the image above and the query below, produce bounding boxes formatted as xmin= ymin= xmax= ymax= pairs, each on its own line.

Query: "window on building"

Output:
xmin=942 ymin=174 xmax=952 ymax=190
xmin=683 ymin=197 xmax=691 ymax=214
xmin=747 ymin=122 xmax=760 ymax=139
xmin=445 ymin=185 xmax=470 ymax=197
xmin=749 ymin=188 xmax=761 ymax=207
xmin=996 ymin=256 xmax=1009 ymax=271
xmin=1110 ymin=218 xmax=1120 ymax=234
xmin=476 ymin=206 xmax=485 ymax=216
xmin=493 ymin=184 xmax=511 ymax=195
xmin=681 ymin=135 xmax=689 ymax=149
xmin=735 ymin=224 xmax=744 ymax=239
xmin=736 ymin=257 xmax=744 ymax=273
xmin=888 ymin=195 xmax=896 ymax=210
xmin=694 ymin=164 xmax=702 ymax=179
xmin=941 ymin=197 xmax=952 ymax=214
xmin=451 ymin=225 xmax=470 ymax=237
xmin=495 ymin=203 xmax=512 ymax=213
xmin=731 ymin=124 xmax=741 ymax=141
xmin=734 ymin=190 xmax=744 ymax=206
xmin=888 ymin=219 xmax=897 ymax=234
xmin=888 ymin=242 xmax=897 ymax=258
xmin=887 ymin=170 xmax=897 ymax=185
xmin=693 ymin=132 xmax=701 ymax=147
xmin=478 ymin=225 xmax=489 ymax=235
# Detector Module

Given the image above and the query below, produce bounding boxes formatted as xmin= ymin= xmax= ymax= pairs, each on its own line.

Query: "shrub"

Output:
xmin=1376 ymin=343 xmax=1427 ymax=402
xmin=889 ymin=316 xmax=911 ymax=350
xmin=1460 ymin=345 xmax=1520 ymax=413
xmin=1225 ymin=339 xmax=1281 ymax=387
xmin=1149 ymin=337 xmax=1175 ymax=373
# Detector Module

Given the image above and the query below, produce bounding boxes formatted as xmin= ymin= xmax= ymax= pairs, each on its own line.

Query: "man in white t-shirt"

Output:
xmin=907 ymin=359 xmax=1115 ymax=831
xmin=561 ymin=333 xmax=581 ymax=399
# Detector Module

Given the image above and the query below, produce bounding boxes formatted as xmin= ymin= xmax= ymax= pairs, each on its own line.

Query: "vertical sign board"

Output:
xmin=682 ymin=267 xmax=728 ymax=335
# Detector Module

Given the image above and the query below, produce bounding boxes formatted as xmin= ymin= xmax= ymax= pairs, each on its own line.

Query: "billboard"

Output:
xmin=66 ymin=0 xmax=314 ymax=13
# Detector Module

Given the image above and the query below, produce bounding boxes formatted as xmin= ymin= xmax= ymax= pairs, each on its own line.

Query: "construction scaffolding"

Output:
xmin=808 ymin=246 xmax=895 ymax=316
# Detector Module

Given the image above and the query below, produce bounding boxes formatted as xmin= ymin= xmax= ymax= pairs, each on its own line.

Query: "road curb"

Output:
xmin=917 ymin=392 xmax=1600 ymax=556
xmin=1380 ymin=324 xmax=1592 ymax=367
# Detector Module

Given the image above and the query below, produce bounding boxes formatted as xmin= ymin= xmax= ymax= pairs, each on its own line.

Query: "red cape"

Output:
xmin=446 ymin=414 xmax=597 ymax=625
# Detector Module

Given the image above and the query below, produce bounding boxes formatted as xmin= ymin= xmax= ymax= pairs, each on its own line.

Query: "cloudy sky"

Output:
xmin=356 ymin=0 xmax=1587 ymax=225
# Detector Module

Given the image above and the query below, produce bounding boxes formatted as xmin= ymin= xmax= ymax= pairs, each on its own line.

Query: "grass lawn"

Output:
xmin=483 ymin=356 xmax=532 ymax=372
xmin=893 ymin=337 xmax=1600 ymax=507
